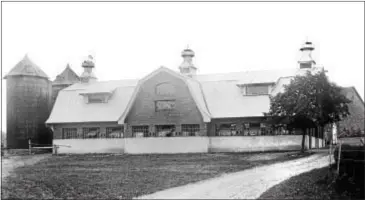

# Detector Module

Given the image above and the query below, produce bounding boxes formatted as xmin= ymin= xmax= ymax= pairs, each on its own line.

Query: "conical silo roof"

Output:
xmin=4 ymin=54 xmax=49 ymax=79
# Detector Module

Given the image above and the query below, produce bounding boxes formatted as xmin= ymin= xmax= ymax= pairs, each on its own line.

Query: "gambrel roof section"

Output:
xmin=117 ymin=66 xmax=212 ymax=124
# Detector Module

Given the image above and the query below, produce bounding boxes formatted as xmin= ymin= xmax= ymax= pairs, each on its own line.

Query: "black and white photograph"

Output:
xmin=1 ymin=1 xmax=364 ymax=199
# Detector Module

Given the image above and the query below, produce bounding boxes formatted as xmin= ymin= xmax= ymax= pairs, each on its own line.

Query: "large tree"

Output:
xmin=267 ymin=69 xmax=351 ymax=151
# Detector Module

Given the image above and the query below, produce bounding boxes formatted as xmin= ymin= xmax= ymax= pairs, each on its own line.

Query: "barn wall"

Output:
xmin=6 ymin=76 xmax=52 ymax=148
xmin=53 ymin=139 xmax=125 ymax=154
xmin=125 ymin=71 xmax=205 ymax=137
xmin=338 ymin=87 xmax=365 ymax=133
xmin=124 ymin=137 xmax=209 ymax=154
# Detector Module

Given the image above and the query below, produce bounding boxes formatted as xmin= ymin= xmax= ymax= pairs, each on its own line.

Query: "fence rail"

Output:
xmin=28 ymin=139 xmax=71 ymax=155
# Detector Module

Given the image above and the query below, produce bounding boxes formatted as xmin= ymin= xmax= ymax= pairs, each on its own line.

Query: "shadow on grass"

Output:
xmin=259 ymin=164 xmax=364 ymax=200
xmin=2 ymin=151 xmax=314 ymax=199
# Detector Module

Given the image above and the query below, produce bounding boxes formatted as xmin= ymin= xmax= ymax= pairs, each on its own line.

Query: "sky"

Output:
xmin=1 ymin=2 xmax=364 ymax=132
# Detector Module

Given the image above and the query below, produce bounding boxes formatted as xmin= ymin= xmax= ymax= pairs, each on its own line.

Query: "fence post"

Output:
xmin=329 ymin=137 xmax=332 ymax=169
xmin=336 ymin=141 xmax=342 ymax=175
xmin=28 ymin=138 xmax=31 ymax=155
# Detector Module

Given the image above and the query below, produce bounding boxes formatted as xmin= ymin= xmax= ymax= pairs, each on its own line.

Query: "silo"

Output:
xmin=4 ymin=55 xmax=52 ymax=149
xmin=51 ymin=64 xmax=80 ymax=107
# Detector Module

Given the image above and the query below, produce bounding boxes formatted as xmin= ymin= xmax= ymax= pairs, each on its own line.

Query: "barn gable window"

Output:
xmin=62 ymin=128 xmax=78 ymax=139
xmin=155 ymin=100 xmax=176 ymax=111
xmin=155 ymin=82 xmax=176 ymax=96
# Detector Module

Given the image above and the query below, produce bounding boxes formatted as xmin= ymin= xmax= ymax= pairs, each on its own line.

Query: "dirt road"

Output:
xmin=1 ymin=154 xmax=51 ymax=178
xmin=137 ymin=153 xmax=334 ymax=199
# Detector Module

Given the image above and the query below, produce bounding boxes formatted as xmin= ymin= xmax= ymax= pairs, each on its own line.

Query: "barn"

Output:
xmin=45 ymin=41 xmax=329 ymax=154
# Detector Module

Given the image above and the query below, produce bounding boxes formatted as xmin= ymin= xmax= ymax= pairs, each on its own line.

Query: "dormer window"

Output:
xmin=89 ymin=95 xmax=105 ymax=103
xmin=80 ymin=92 xmax=112 ymax=104
xmin=246 ymin=84 xmax=269 ymax=95
xmin=238 ymin=83 xmax=274 ymax=96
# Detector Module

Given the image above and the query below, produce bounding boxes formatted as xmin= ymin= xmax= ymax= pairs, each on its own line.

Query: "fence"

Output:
xmin=28 ymin=139 xmax=71 ymax=155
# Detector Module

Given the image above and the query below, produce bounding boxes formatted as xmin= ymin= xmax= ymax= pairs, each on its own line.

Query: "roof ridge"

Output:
xmin=196 ymin=68 xmax=295 ymax=77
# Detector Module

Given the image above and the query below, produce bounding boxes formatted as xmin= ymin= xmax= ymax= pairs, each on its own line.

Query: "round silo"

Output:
xmin=4 ymin=55 xmax=52 ymax=149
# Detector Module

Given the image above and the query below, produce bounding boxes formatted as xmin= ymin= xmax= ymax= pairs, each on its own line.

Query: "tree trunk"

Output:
xmin=301 ymin=128 xmax=306 ymax=152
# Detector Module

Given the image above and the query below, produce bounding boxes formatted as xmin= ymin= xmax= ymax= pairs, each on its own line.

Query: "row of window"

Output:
xmin=61 ymin=124 xmax=202 ymax=139
xmin=215 ymin=123 xmax=301 ymax=136
xmin=62 ymin=127 xmax=123 ymax=139
xmin=61 ymin=123 xmax=300 ymax=139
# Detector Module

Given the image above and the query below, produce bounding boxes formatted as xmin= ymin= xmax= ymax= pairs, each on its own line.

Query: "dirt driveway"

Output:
xmin=137 ymin=153 xmax=334 ymax=199
xmin=1 ymin=154 xmax=51 ymax=178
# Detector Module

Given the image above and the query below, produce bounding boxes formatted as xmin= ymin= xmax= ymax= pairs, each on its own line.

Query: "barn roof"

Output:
xmin=46 ymin=66 xmax=321 ymax=124
xmin=4 ymin=54 xmax=49 ymax=79
xmin=53 ymin=64 xmax=80 ymax=86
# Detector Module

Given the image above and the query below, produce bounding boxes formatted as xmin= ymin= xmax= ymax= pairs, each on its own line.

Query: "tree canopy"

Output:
xmin=267 ymin=69 xmax=351 ymax=129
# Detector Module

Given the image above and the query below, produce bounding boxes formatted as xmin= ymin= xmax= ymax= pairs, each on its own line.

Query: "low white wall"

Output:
xmin=209 ymin=135 xmax=303 ymax=152
xmin=124 ymin=137 xmax=209 ymax=154
xmin=53 ymin=136 xmax=325 ymax=154
xmin=53 ymin=139 xmax=125 ymax=154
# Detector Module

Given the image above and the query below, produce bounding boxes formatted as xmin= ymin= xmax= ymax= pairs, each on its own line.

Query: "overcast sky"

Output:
xmin=1 ymin=2 xmax=364 ymax=131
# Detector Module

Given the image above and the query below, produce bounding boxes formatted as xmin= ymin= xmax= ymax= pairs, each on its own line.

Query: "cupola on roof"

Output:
xmin=4 ymin=54 xmax=49 ymax=79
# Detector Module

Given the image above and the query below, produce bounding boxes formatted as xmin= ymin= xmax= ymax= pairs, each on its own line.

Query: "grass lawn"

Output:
xmin=2 ymin=151 xmax=312 ymax=199
xmin=259 ymin=165 xmax=361 ymax=200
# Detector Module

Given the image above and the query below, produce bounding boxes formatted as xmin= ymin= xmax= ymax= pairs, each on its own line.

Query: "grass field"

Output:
xmin=2 ymin=151 xmax=312 ymax=199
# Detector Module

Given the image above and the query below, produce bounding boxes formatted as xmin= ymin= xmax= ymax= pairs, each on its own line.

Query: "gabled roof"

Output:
xmin=53 ymin=64 xmax=80 ymax=86
xmin=4 ymin=54 xmax=49 ymax=79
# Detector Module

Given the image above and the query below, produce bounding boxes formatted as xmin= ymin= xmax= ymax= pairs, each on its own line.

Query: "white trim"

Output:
xmin=118 ymin=66 xmax=211 ymax=124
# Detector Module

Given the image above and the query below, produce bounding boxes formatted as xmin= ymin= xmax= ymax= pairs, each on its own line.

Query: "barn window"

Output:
xmin=106 ymin=127 xmax=123 ymax=138
xmin=155 ymin=100 xmax=176 ymax=111
xmin=132 ymin=126 xmax=149 ymax=137
xmin=155 ymin=125 xmax=176 ymax=137
xmin=82 ymin=127 xmax=100 ymax=139
xmin=62 ymin=128 xmax=78 ymax=139
xmin=181 ymin=124 xmax=200 ymax=136
xmin=217 ymin=124 xmax=237 ymax=136
xmin=246 ymin=85 xmax=269 ymax=95
xmin=155 ymin=82 xmax=175 ymax=96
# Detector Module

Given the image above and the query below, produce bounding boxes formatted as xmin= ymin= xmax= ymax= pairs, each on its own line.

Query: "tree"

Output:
xmin=267 ymin=69 xmax=351 ymax=152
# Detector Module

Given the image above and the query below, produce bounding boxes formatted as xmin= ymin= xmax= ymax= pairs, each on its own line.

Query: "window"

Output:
xmin=132 ymin=126 xmax=149 ymax=137
xmin=88 ymin=96 xmax=104 ymax=103
xmin=246 ymin=85 xmax=269 ymax=95
xmin=181 ymin=124 xmax=200 ymax=136
xmin=155 ymin=83 xmax=175 ymax=96
xmin=217 ymin=124 xmax=237 ymax=136
xmin=156 ymin=125 xmax=176 ymax=137
xmin=155 ymin=100 xmax=176 ymax=111
xmin=82 ymin=127 xmax=100 ymax=139
xmin=62 ymin=128 xmax=78 ymax=139
xmin=106 ymin=127 xmax=123 ymax=138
